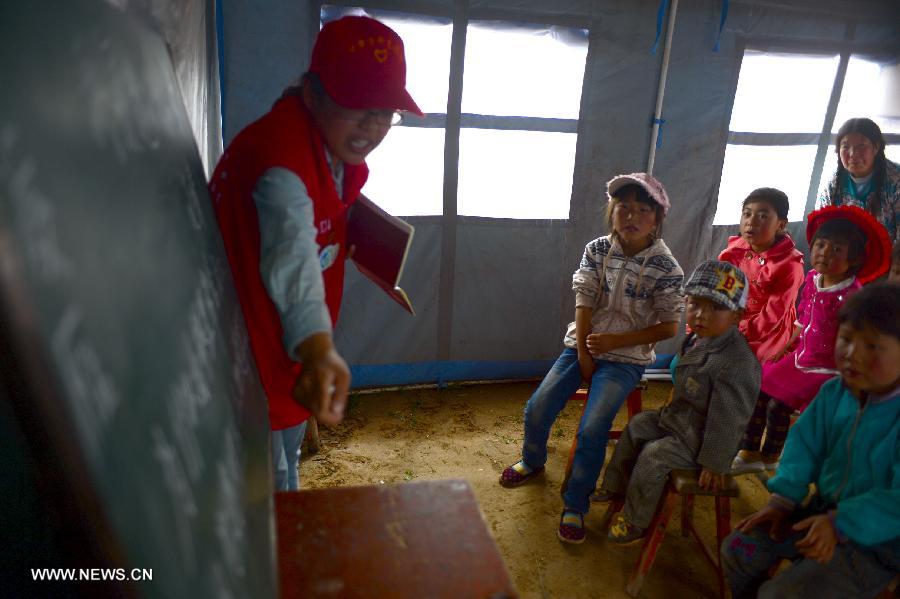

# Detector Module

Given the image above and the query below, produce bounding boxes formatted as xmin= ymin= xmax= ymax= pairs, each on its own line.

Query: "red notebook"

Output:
xmin=346 ymin=195 xmax=415 ymax=315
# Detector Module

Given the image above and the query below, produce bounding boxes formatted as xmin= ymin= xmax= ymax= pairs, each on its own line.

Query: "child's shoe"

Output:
xmin=557 ymin=509 xmax=586 ymax=544
xmin=590 ymin=489 xmax=623 ymax=503
xmin=607 ymin=513 xmax=644 ymax=545
xmin=730 ymin=454 xmax=765 ymax=475
xmin=499 ymin=461 xmax=544 ymax=488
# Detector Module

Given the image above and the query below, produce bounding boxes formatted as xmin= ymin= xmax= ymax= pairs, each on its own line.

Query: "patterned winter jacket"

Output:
xmin=563 ymin=235 xmax=684 ymax=365
xmin=816 ymin=158 xmax=900 ymax=243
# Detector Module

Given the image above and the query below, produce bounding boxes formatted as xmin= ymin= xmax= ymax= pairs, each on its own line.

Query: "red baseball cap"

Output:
xmin=310 ymin=16 xmax=423 ymax=116
xmin=806 ymin=204 xmax=891 ymax=284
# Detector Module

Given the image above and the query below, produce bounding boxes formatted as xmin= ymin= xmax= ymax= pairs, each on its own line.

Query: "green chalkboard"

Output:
xmin=0 ymin=2 xmax=276 ymax=597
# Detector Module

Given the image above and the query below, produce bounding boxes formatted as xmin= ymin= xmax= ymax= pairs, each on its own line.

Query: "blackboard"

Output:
xmin=0 ymin=2 xmax=276 ymax=597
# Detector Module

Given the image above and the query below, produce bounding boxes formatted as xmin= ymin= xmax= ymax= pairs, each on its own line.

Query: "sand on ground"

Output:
xmin=300 ymin=381 xmax=771 ymax=599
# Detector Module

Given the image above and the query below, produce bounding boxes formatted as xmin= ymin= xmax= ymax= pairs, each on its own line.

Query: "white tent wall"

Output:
xmin=220 ymin=0 xmax=899 ymax=387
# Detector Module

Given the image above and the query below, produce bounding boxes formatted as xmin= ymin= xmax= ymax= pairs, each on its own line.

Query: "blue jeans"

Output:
xmin=521 ymin=348 xmax=644 ymax=514
xmin=721 ymin=511 xmax=900 ymax=599
xmin=272 ymin=421 xmax=308 ymax=491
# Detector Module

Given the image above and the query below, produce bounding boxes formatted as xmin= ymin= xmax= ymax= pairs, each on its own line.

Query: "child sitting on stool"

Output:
xmin=596 ymin=260 xmax=760 ymax=544
xmin=499 ymin=173 xmax=684 ymax=545
xmin=721 ymin=283 xmax=900 ymax=599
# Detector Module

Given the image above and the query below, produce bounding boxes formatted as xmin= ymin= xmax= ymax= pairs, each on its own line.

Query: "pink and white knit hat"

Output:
xmin=606 ymin=172 xmax=671 ymax=215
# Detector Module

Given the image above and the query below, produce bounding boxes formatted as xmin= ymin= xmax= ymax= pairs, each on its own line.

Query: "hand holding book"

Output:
xmin=346 ymin=195 xmax=415 ymax=315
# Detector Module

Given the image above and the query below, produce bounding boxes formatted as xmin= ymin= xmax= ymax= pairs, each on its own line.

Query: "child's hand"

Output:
xmin=586 ymin=333 xmax=620 ymax=356
xmin=793 ymin=515 xmax=837 ymax=564
xmin=698 ymin=469 xmax=727 ymax=491
xmin=735 ymin=505 xmax=789 ymax=541
xmin=293 ymin=333 xmax=350 ymax=427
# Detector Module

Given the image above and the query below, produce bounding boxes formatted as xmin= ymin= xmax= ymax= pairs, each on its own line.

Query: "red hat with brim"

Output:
xmin=806 ymin=204 xmax=891 ymax=284
xmin=310 ymin=16 xmax=423 ymax=116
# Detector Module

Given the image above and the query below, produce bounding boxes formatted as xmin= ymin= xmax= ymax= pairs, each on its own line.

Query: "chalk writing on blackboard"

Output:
xmin=72 ymin=29 xmax=185 ymax=163
xmin=0 ymin=3 xmax=277 ymax=595
xmin=215 ymin=426 xmax=247 ymax=577
xmin=151 ymin=426 xmax=198 ymax=573
xmin=0 ymin=126 xmax=73 ymax=284
xmin=51 ymin=307 xmax=121 ymax=462
xmin=167 ymin=257 xmax=228 ymax=481
xmin=230 ymin=314 xmax=254 ymax=404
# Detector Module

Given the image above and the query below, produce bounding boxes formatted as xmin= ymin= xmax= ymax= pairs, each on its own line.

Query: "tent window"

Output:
xmin=321 ymin=7 xmax=588 ymax=219
xmin=715 ymin=52 xmax=839 ymax=225
xmin=461 ymin=23 xmax=586 ymax=120
xmin=363 ymin=126 xmax=446 ymax=217
xmin=458 ymin=22 xmax=587 ymax=219
xmin=458 ymin=129 xmax=578 ymax=219
xmin=833 ymin=57 xmax=900 ymax=135
xmin=717 ymin=144 xmax=820 ymax=225
xmin=728 ymin=53 xmax=840 ymax=134
xmin=716 ymin=51 xmax=900 ymax=226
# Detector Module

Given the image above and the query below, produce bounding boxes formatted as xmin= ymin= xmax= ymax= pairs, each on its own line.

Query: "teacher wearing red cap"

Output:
xmin=209 ymin=16 xmax=422 ymax=490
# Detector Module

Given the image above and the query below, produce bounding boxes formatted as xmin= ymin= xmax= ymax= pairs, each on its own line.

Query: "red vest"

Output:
xmin=209 ymin=96 xmax=368 ymax=430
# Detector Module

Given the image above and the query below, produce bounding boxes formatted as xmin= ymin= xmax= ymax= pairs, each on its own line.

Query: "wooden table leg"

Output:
xmin=304 ymin=417 xmax=320 ymax=455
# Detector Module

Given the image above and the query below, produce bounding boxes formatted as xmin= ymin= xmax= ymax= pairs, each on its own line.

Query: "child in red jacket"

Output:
xmin=719 ymin=188 xmax=804 ymax=473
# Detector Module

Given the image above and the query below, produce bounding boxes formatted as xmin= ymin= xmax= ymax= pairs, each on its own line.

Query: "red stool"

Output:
xmin=560 ymin=381 xmax=645 ymax=496
xmin=602 ymin=469 xmax=738 ymax=598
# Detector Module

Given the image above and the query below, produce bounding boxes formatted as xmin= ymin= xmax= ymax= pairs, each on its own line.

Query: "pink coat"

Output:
xmin=718 ymin=235 xmax=804 ymax=363
xmin=760 ymin=271 xmax=862 ymax=411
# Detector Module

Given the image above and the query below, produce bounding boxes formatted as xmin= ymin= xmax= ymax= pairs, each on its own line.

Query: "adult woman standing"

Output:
xmin=209 ymin=16 xmax=422 ymax=490
xmin=816 ymin=117 xmax=900 ymax=243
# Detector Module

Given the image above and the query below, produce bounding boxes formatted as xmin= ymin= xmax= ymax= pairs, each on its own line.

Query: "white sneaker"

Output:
xmin=731 ymin=455 xmax=765 ymax=475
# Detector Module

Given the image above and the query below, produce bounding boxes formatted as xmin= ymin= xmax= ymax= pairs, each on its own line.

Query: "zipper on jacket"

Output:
xmin=610 ymin=253 xmax=631 ymax=314
xmin=833 ymin=399 xmax=866 ymax=502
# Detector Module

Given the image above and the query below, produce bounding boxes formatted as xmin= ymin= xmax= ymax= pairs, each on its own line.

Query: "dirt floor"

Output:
xmin=299 ymin=380 xmax=772 ymax=599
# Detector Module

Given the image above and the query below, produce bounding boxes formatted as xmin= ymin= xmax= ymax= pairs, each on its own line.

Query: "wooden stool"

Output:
xmin=560 ymin=382 xmax=645 ymax=496
xmin=303 ymin=416 xmax=321 ymax=455
xmin=603 ymin=469 xmax=739 ymax=598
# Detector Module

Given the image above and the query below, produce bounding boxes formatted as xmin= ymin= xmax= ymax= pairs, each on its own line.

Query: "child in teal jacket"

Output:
xmin=721 ymin=283 xmax=900 ymax=599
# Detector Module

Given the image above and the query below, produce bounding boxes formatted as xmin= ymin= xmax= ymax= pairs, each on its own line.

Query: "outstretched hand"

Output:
xmin=292 ymin=333 xmax=350 ymax=427
xmin=793 ymin=515 xmax=838 ymax=564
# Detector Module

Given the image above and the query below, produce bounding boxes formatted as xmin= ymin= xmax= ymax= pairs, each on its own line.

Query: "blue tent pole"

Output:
xmin=647 ymin=0 xmax=678 ymax=175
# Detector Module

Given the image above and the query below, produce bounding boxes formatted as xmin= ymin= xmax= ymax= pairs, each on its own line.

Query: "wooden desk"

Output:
xmin=277 ymin=479 xmax=517 ymax=598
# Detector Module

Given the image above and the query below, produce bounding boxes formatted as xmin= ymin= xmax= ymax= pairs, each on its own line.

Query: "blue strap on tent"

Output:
xmin=713 ymin=0 xmax=729 ymax=52
xmin=653 ymin=118 xmax=666 ymax=148
xmin=650 ymin=0 xmax=670 ymax=55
